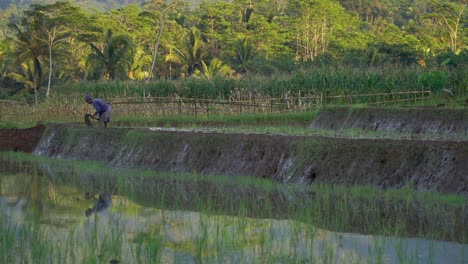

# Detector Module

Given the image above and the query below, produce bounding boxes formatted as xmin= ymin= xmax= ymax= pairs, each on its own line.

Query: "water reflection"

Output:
xmin=84 ymin=193 xmax=112 ymax=217
xmin=0 ymin=171 xmax=466 ymax=264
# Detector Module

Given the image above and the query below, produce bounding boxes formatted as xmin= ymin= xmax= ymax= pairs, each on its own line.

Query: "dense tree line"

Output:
xmin=0 ymin=0 xmax=148 ymax=11
xmin=0 ymin=0 xmax=466 ymax=99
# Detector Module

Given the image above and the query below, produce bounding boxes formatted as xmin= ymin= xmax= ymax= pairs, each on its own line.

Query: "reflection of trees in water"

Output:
xmin=30 ymin=176 xmax=42 ymax=210
xmin=17 ymin=171 xmax=44 ymax=219
xmin=0 ymin=157 xmax=467 ymax=243
xmin=48 ymin=182 xmax=57 ymax=202
xmin=0 ymin=161 xmax=111 ymax=226
xmin=0 ymin=161 xmax=45 ymax=219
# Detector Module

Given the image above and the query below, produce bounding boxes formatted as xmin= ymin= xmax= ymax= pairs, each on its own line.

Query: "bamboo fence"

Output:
xmin=0 ymin=90 xmax=432 ymax=122
xmin=107 ymin=90 xmax=432 ymax=117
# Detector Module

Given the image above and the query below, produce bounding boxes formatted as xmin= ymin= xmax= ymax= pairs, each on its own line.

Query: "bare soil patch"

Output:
xmin=0 ymin=124 xmax=46 ymax=152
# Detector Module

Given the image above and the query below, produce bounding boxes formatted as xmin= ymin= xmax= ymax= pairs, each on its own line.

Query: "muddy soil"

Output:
xmin=0 ymin=124 xmax=46 ymax=152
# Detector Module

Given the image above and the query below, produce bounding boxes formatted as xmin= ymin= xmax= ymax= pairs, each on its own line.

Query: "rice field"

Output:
xmin=0 ymin=64 xmax=467 ymax=263
xmin=0 ymin=152 xmax=466 ymax=264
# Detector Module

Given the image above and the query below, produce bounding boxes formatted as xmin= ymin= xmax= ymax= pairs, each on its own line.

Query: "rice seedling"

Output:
xmin=0 ymin=152 xmax=467 ymax=263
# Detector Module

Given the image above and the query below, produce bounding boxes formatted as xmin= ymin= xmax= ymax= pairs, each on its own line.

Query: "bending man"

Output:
xmin=85 ymin=95 xmax=112 ymax=128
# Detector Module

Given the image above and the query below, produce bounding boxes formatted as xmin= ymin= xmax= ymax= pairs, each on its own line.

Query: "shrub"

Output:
xmin=417 ymin=71 xmax=449 ymax=93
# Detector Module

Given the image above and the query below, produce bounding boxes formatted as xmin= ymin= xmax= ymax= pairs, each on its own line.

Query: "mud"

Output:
xmin=0 ymin=124 xmax=46 ymax=152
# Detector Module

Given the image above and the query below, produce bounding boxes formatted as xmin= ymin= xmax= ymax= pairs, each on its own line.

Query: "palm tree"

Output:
xmin=165 ymin=27 xmax=206 ymax=77
xmin=235 ymin=37 xmax=259 ymax=75
xmin=193 ymin=58 xmax=234 ymax=80
xmin=0 ymin=42 xmax=14 ymax=86
xmin=6 ymin=60 xmax=36 ymax=92
xmin=31 ymin=2 xmax=84 ymax=98
xmin=86 ymin=30 xmax=135 ymax=80
xmin=129 ymin=47 xmax=152 ymax=80
xmin=8 ymin=18 xmax=45 ymax=104
xmin=140 ymin=0 xmax=178 ymax=80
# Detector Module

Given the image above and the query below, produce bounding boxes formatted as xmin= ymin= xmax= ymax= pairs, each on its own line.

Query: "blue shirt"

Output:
xmin=92 ymin=99 xmax=109 ymax=115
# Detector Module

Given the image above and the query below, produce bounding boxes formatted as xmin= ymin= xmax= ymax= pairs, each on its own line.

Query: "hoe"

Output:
xmin=84 ymin=113 xmax=99 ymax=127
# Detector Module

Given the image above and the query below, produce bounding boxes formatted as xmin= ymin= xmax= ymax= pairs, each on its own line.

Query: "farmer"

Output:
xmin=85 ymin=193 xmax=112 ymax=217
xmin=85 ymin=95 xmax=112 ymax=128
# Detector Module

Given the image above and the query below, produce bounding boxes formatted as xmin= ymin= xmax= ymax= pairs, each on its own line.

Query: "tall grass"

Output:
xmin=55 ymin=80 xmax=176 ymax=99
xmin=52 ymin=65 xmax=467 ymax=99
xmin=1 ymin=64 xmax=465 ymax=126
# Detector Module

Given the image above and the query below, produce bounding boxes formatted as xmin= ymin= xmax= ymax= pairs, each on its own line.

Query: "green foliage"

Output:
xmin=10 ymin=63 xmax=464 ymax=102
xmin=171 ymin=75 xmax=242 ymax=98
xmin=0 ymin=0 xmax=466 ymax=102
xmin=86 ymin=30 xmax=136 ymax=80
xmin=8 ymin=15 xmax=45 ymax=93
xmin=193 ymin=58 xmax=234 ymax=80
xmin=417 ymin=70 xmax=450 ymax=93
xmin=55 ymin=80 xmax=176 ymax=98
xmin=165 ymin=27 xmax=206 ymax=77
xmin=235 ymin=37 xmax=259 ymax=74
xmin=436 ymin=49 xmax=468 ymax=67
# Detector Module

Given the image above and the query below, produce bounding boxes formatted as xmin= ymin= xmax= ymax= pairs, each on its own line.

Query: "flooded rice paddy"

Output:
xmin=0 ymin=153 xmax=467 ymax=264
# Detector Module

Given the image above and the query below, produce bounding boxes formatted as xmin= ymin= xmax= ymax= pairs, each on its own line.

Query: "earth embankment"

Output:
xmin=29 ymin=124 xmax=467 ymax=193
xmin=311 ymin=107 xmax=468 ymax=136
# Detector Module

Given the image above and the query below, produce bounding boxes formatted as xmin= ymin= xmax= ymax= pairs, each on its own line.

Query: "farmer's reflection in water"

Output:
xmin=84 ymin=193 xmax=111 ymax=217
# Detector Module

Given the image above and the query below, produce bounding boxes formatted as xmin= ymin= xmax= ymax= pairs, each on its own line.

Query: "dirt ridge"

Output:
xmin=310 ymin=107 xmax=468 ymax=136
xmin=30 ymin=124 xmax=468 ymax=193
